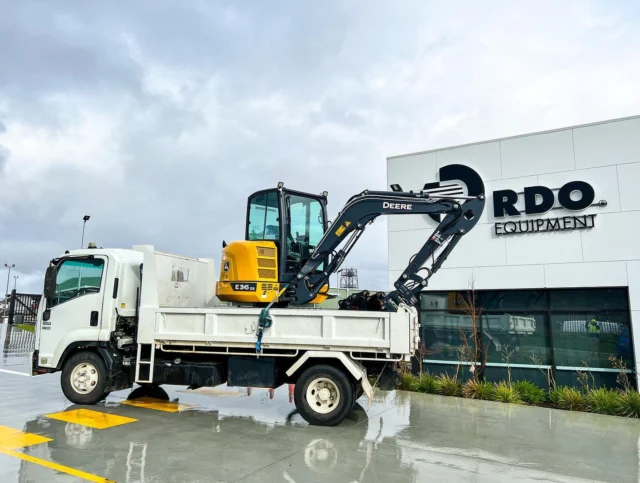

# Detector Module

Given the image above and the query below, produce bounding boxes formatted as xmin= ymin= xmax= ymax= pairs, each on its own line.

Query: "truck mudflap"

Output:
xmin=96 ymin=347 xmax=134 ymax=392
xmin=285 ymin=351 xmax=374 ymax=402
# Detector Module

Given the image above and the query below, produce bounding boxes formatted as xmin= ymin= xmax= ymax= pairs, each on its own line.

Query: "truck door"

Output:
xmin=37 ymin=257 xmax=107 ymax=368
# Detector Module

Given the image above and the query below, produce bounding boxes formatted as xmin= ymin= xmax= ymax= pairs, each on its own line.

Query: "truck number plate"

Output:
xmin=233 ymin=283 xmax=257 ymax=292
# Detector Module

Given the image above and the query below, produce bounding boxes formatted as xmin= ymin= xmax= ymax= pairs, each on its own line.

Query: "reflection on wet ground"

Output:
xmin=1 ymin=322 xmax=35 ymax=374
xmin=2 ymin=321 xmax=640 ymax=482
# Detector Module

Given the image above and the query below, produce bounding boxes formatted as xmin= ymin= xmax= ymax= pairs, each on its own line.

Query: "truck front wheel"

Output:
xmin=61 ymin=351 xmax=109 ymax=405
xmin=294 ymin=364 xmax=354 ymax=426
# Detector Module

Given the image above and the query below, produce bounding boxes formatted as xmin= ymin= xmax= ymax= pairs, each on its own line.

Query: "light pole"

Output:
xmin=81 ymin=215 xmax=91 ymax=249
xmin=13 ymin=275 xmax=18 ymax=291
xmin=4 ymin=263 xmax=15 ymax=299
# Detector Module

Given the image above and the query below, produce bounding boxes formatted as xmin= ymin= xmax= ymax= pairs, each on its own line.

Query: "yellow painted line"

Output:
xmin=0 ymin=425 xmax=52 ymax=449
xmin=45 ymin=408 xmax=137 ymax=429
xmin=0 ymin=446 xmax=115 ymax=483
xmin=121 ymin=396 xmax=194 ymax=413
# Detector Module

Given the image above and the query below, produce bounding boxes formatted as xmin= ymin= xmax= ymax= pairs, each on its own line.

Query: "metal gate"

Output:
xmin=6 ymin=289 xmax=40 ymax=325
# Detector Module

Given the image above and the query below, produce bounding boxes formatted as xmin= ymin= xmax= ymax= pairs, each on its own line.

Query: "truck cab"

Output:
xmin=36 ymin=248 xmax=142 ymax=370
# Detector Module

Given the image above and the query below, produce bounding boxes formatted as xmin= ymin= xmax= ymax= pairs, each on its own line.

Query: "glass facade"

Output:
xmin=419 ymin=288 xmax=634 ymax=388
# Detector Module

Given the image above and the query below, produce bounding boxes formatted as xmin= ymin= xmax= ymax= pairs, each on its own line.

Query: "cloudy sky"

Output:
xmin=2 ymin=0 xmax=640 ymax=295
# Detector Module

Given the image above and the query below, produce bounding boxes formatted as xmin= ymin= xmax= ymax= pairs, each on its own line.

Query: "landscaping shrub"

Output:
xmin=397 ymin=370 xmax=640 ymax=420
xmin=548 ymin=387 xmax=562 ymax=406
xmin=436 ymin=374 xmax=461 ymax=396
xmin=552 ymin=386 xmax=586 ymax=411
xmin=492 ymin=381 xmax=522 ymax=404
xmin=416 ymin=373 xmax=438 ymax=394
xmin=586 ymin=388 xmax=621 ymax=415
xmin=399 ymin=372 xmax=418 ymax=391
xmin=462 ymin=379 xmax=494 ymax=400
xmin=513 ymin=380 xmax=546 ymax=405
xmin=619 ymin=391 xmax=640 ymax=418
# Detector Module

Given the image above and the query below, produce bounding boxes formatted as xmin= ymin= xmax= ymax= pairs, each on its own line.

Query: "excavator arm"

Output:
xmin=289 ymin=188 xmax=485 ymax=310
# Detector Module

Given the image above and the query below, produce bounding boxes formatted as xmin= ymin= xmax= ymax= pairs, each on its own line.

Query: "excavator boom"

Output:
xmin=289 ymin=188 xmax=485 ymax=310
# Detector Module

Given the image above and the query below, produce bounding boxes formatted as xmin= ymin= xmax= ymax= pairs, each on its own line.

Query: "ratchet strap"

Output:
xmin=256 ymin=284 xmax=289 ymax=353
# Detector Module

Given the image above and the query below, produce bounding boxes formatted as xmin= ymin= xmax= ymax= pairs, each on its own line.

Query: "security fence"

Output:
xmin=2 ymin=323 xmax=35 ymax=357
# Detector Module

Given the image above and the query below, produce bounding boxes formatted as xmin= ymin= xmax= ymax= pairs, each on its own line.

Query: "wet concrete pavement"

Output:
xmin=2 ymin=322 xmax=640 ymax=482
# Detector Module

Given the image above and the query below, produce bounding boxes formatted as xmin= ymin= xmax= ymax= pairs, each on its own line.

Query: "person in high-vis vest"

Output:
xmin=586 ymin=318 xmax=601 ymax=363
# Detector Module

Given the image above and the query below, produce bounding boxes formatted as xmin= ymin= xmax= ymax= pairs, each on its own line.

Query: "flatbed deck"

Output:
xmin=136 ymin=246 xmax=419 ymax=361
xmin=144 ymin=304 xmax=417 ymax=359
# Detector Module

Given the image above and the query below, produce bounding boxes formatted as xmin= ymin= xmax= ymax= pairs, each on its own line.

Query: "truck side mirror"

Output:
xmin=43 ymin=266 xmax=56 ymax=302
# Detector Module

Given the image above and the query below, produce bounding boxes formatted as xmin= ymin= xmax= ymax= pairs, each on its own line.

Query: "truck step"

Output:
xmin=135 ymin=344 xmax=155 ymax=383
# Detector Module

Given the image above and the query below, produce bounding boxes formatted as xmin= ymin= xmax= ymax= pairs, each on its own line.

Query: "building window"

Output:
xmin=419 ymin=288 xmax=632 ymax=380
xmin=481 ymin=290 xmax=548 ymax=311
xmin=550 ymin=312 xmax=633 ymax=369
xmin=549 ymin=288 xmax=628 ymax=311
xmin=481 ymin=312 xmax=552 ymax=365
xmin=422 ymin=311 xmax=472 ymax=361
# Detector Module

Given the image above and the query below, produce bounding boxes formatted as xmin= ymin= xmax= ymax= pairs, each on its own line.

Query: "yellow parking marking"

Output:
xmin=45 ymin=408 xmax=137 ymax=429
xmin=0 ymin=425 xmax=52 ymax=449
xmin=0 ymin=425 xmax=113 ymax=482
xmin=121 ymin=396 xmax=194 ymax=413
xmin=0 ymin=447 xmax=115 ymax=483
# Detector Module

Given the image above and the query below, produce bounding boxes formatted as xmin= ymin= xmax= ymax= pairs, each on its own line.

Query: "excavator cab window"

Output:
xmin=285 ymin=194 xmax=325 ymax=273
xmin=245 ymin=187 xmax=328 ymax=288
xmin=247 ymin=191 xmax=280 ymax=241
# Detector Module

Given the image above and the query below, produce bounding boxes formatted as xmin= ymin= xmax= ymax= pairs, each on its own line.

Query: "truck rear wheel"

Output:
xmin=61 ymin=351 xmax=109 ymax=405
xmin=294 ymin=364 xmax=354 ymax=426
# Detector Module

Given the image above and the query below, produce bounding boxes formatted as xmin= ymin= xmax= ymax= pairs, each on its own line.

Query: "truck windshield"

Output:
xmin=52 ymin=258 xmax=105 ymax=306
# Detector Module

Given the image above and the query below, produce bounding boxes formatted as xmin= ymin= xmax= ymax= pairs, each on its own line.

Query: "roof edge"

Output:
xmin=387 ymin=113 xmax=640 ymax=161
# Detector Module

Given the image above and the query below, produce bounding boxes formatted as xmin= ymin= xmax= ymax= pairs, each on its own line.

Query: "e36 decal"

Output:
xmin=233 ymin=283 xmax=257 ymax=292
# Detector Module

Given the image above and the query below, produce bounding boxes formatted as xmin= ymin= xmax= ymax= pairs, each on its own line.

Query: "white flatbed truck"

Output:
xmin=31 ymin=245 xmax=419 ymax=426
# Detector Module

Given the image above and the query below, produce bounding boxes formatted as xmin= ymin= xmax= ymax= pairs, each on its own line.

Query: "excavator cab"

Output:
xmin=216 ymin=183 xmax=330 ymax=305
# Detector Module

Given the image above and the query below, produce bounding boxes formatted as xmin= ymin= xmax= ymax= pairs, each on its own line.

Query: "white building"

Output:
xmin=387 ymin=115 xmax=640 ymax=388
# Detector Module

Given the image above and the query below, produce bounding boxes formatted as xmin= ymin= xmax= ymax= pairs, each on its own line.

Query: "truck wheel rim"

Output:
xmin=306 ymin=377 xmax=340 ymax=414
xmin=70 ymin=363 xmax=99 ymax=394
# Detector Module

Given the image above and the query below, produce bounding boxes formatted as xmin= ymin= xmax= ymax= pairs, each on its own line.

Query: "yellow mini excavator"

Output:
xmin=216 ymin=168 xmax=486 ymax=312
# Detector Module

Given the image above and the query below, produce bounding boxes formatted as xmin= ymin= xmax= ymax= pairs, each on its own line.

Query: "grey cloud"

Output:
xmin=0 ymin=146 xmax=7 ymax=171
xmin=2 ymin=0 xmax=640 ymax=295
